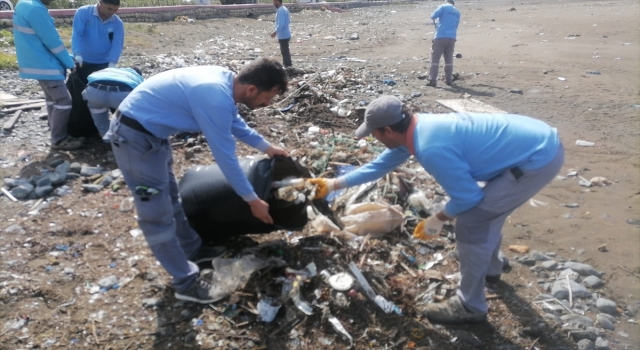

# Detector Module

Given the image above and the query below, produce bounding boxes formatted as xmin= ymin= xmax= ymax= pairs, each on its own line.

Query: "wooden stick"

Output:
xmin=398 ymin=262 xmax=417 ymax=277
xmin=2 ymin=110 xmax=22 ymax=131
xmin=91 ymin=319 xmax=100 ymax=345
xmin=29 ymin=198 xmax=44 ymax=211
xmin=527 ymin=338 xmax=539 ymax=350
xmin=0 ymin=99 xmax=44 ymax=107
xmin=2 ymin=102 xmax=46 ymax=113
xmin=618 ymin=265 xmax=640 ymax=279
xmin=1 ymin=187 xmax=17 ymax=201
xmin=566 ymin=275 xmax=573 ymax=308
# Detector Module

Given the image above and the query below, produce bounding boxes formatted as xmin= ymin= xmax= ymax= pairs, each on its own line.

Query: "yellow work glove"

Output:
xmin=413 ymin=215 xmax=446 ymax=241
xmin=306 ymin=178 xmax=337 ymax=199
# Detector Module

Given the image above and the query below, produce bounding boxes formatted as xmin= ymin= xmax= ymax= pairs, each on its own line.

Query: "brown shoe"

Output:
xmin=423 ymin=295 xmax=487 ymax=324
xmin=51 ymin=136 xmax=83 ymax=151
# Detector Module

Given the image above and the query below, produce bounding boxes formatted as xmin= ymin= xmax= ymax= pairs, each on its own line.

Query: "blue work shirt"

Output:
xmin=88 ymin=68 xmax=144 ymax=89
xmin=342 ymin=113 xmax=560 ymax=217
xmin=72 ymin=5 xmax=124 ymax=64
xmin=118 ymin=66 xmax=271 ymax=202
xmin=431 ymin=3 xmax=460 ymax=39
xmin=273 ymin=5 xmax=291 ymax=40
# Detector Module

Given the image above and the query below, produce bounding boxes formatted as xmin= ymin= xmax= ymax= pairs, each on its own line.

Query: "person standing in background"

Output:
xmin=428 ymin=0 xmax=460 ymax=87
xmin=72 ymin=0 xmax=124 ymax=78
xmin=270 ymin=0 xmax=292 ymax=67
xmin=13 ymin=0 xmax=83 ymax=150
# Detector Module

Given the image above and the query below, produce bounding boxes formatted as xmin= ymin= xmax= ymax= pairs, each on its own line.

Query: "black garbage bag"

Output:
xmin=179 ymin=156 xmax=340 ymax=244
xmin=65 ymin=71 xmax=97 ymax=137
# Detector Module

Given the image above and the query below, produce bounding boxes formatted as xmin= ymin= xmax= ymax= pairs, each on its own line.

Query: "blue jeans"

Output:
xmin=82 ymin=86 xmax=131 ymax=141
xmin=108 ymin=117 xmax=202 ymax=292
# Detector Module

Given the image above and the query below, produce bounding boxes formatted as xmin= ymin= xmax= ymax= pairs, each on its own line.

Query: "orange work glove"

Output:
xmin=306 ymin=178 xmax=337 ymax=199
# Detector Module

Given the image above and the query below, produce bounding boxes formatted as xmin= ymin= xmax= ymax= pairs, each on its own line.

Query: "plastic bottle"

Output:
xmin=374 ymin=295 xmax=402 ymax=315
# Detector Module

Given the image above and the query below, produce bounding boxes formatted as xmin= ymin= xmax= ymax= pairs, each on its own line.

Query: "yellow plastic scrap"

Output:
xmin=412 ymin=220 xmax=439 ymax=241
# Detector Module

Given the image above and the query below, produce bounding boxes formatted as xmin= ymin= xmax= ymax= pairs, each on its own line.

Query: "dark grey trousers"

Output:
xmin=429 ymin=38 xmax=456 ymax=84
xmin=38 ymin=80 xmax=72 ymax=144
xmin=279 ymin=38 xmax=292 ymax=67
xmin=455 ymin=144 xmax=565 ymax=314
xmin=108 ymin=117 xmax=202 ymax=292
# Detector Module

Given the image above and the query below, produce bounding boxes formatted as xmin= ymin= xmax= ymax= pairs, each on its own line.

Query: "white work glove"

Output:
xmin=108 ymin=62 xmax=116 ymax=68
xmin=74 ymin=54 xmax=83 ymax=67
xmin=306 ymin=178 xmax=337 ymax=199
xmin=413 ymin=215 xmax=446 ymax=241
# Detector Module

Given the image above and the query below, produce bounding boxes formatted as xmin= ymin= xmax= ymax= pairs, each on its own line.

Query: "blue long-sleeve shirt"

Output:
xmin=342 ymin=113 xmax=560 ymax=217
xmin=13 ymin=0 xmax=74 ymax=81
xmin=118 ymin=66 xmax=271 ymax=202
xmin=87 ymin=67 xmax=144 ymax=89
xmin=273 ymin=5 xmax=291 ymax=40
xmin=72 ymin=5 xmax=124 ymax=64
xmin=431 ymin=3 xmax=460 ymax=39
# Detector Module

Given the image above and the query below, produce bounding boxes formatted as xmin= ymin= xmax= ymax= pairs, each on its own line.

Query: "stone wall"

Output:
xmin=0 ymin=2 xmax=389 ymax=28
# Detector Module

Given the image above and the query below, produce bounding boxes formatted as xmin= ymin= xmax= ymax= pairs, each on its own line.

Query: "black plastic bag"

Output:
xmin=179 ymin=156 xmax=339 ymax=244
xmin=65 ymin=71 xmax=97 ymax=137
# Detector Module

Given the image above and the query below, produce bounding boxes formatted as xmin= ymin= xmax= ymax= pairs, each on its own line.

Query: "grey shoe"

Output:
xmin=423 ymin=295 xmax=487 ymax=324
xmin=175 ymin=278 xmax=223 ymax=304
xmin=426 ymin=79 xmax=437 ymax=87
xmin=188 ymin=245 xmax=226 ymax=264
xmin=51 ymin=136 xmax=83 ymax=151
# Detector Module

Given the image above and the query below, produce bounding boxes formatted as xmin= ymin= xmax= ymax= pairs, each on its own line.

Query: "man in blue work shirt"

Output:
xmin=428 ymin=0 xmax=460 ymax=87
xmin=270 ymin=0 xmax=292 ymax=67
xmin=72 ymin=0 xmax=124 ymax=78
xmin=82 ymin=67 xmax=144 ymax=141
xmin=13 ymin=0 xmax=83 ymax=150
xmin=310 ymin=96 xmax=564 ymax=324
xmin=108 ymin=58 xmax=289 ymax=304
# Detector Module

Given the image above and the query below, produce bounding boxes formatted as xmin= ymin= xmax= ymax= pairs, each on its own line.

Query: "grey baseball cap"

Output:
xmin=355 ymin=96 xmax=406 ymax=138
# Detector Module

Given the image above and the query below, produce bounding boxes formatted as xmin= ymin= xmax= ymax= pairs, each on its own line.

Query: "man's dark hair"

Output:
xmin=101 ymin=0 xmax=120 ymax=6
xmin=131 ymin=67 xmax=143 ymax=76
xmin=376 ymin=105 xmax=413 ymax=134
xmin=237 ymin=58 xmax=288 ymax=95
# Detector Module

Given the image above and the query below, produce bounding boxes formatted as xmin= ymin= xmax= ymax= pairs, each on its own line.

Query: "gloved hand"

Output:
xmin=74 ymin=54 xmax=83 ymax=67
xmin=108 ymin=62 xmax=116 ymax=68
xmin=264 ymin=145 xmax=289 ymax=158
xmin=307 ymin=178 xmax=337 ymax=199
xmin=413 ymin=215 xmax=446 ymax=241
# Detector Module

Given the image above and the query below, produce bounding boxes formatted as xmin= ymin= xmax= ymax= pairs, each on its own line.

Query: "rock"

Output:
xmin=559 ymin=268 xmax=581 ymax=281
xmin=583 ymin=276 xmax=603 ymax=288
xmin=3 ymin=178 xmax=19 ymax=188
xmin=569 ymin=329 xmax=597 ymax=342
xmin=97 ymin=275 xmax=119 ymax=288
xmin=509 ymin=245 xmax=529 ymax=253
xmin=577 ymin=339 xmax=595 ymax=350
xmin=100 ymin=175 xmax=114 ymax=187
xmin=65 ymin=173 xmax=81 ymax=180
xmin=349 ymin=33 xmax=359 ymax=40
xmin=509 ymin=88 xmax=523 ymax=94
xmin=82 ymin=184 xmax=104 ymax=193
xmin=552 ymin=279 xmax=591 ymax=300
xmin=184 ymin=332 xmax=197 ymax=344
xmin=596 ymin=298 xmax=617 ymax=315
xmin=541 ymin=260 xmax=558 ymax=270
xmin=69 ymin=162 xmax=82 ymax=174
xmin=110 ymin=169 xmax=122 ymax=178
xmin=517 ymin=256 xmax=537 ymax=266
xmin=594 ymin=337 xmax=609 ymax=350
xmin=46 ymin=172 xmax=66 ymax=186
xmin=35 ymin=185 xmax=54 ymax=198
xmin=142 ymin=298 xmax=163 ymax=308
xmin=49 ymin=159 xmax=65 ymax=167
xmin=184 ymin=149 xmax=195 ymax=160
xmin=54 ymin=161 xmax=71 ymax=174
xmin=596 ymin=314 xmax=615 ymax=330
xmin=80 ymin=166 xmax=103 ymax=177
xmin=11 ymin=185 xmax=33 ymax=200
xmin=563 ymin=315 xmax=595 ymax=328
xmin=563 ymin=262 xmax=601 ymax=277
xmin=37 ymin=177 xmax=52 ymax=187
xmin=3 ymin=224 xmax=25 ymax=234
xmin=180 ymin=309 xmax=191 ymax=317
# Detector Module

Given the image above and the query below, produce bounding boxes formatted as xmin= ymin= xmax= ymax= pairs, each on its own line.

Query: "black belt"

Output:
xmin=119 ymin=114 xmax=154 ymax=137
xmin=88 ymin=82 xmax=133 ymax=92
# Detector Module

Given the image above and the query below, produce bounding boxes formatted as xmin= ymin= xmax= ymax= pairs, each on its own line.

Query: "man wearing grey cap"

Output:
xmin=309 ymin=95 xmax=564 ymax=324
xmin=427 ymin=0 xmax=460 ymax=87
